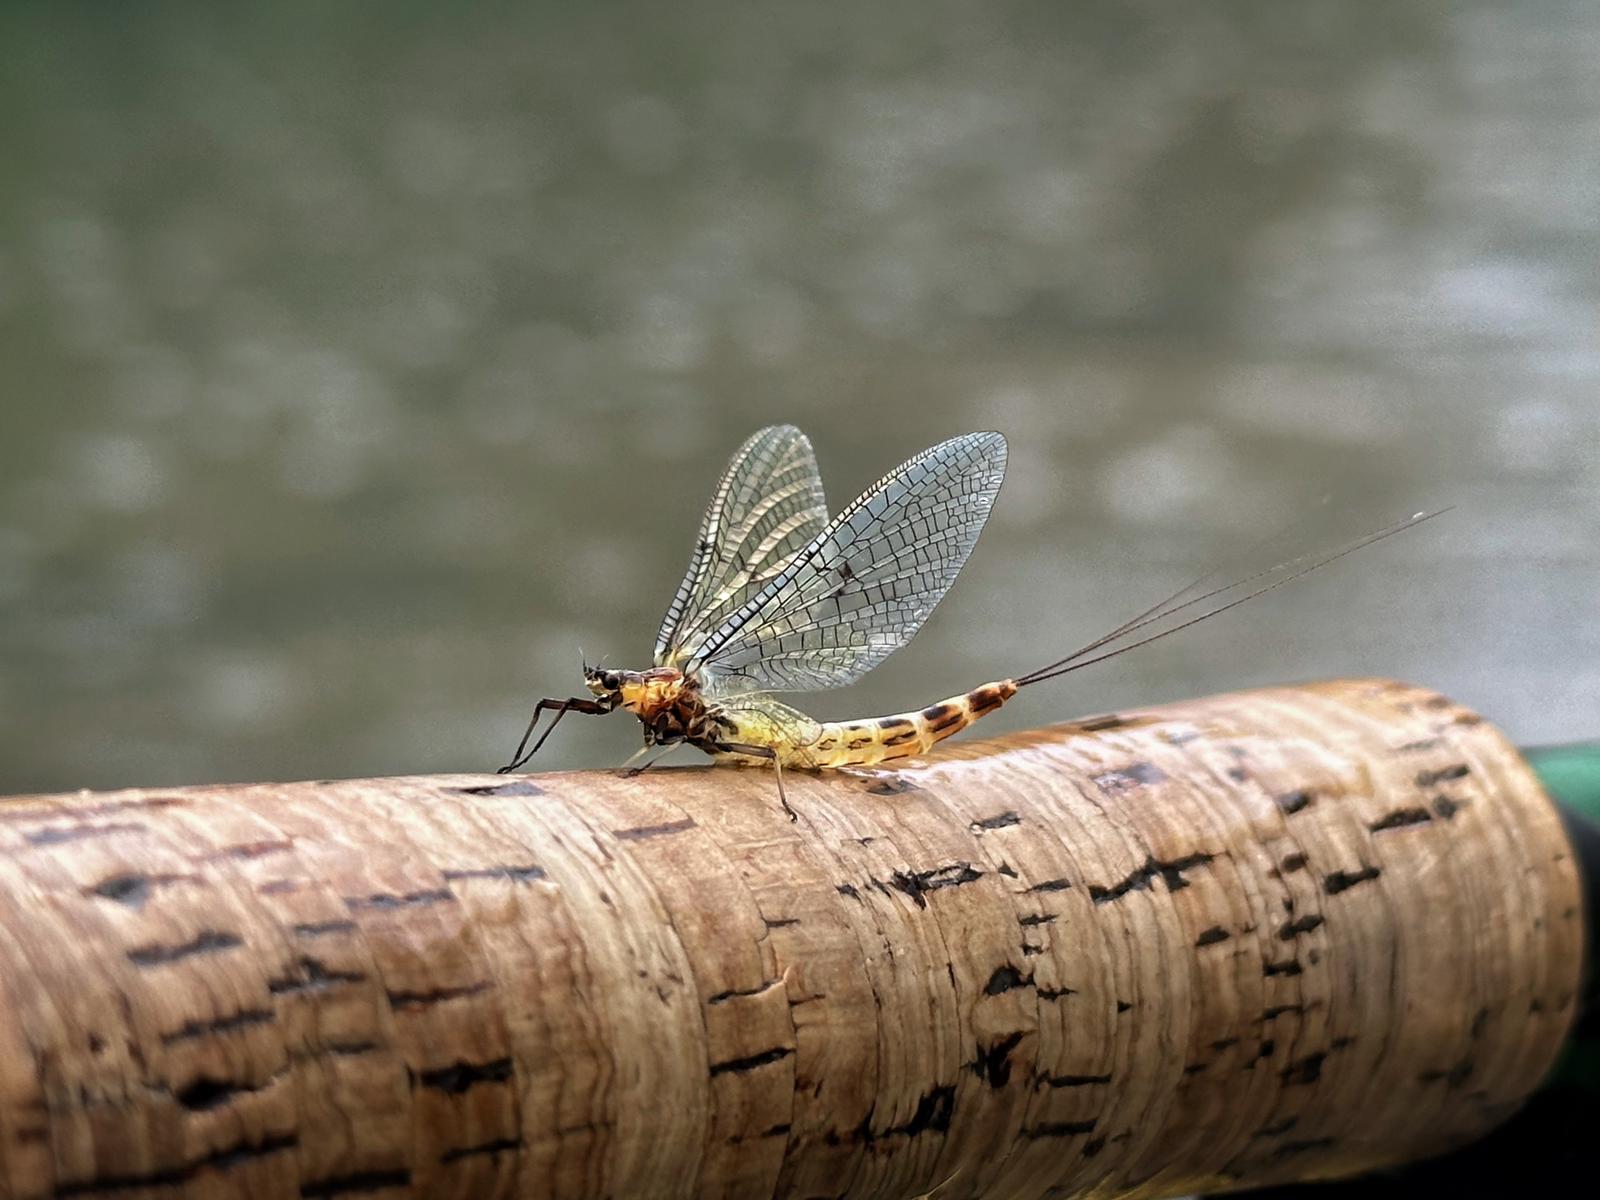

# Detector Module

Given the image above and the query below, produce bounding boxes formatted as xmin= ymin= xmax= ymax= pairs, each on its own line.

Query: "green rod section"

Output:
xmin=1525 ymin=742 xmax=1600 ymax=826
xmin=1524 ymin=742 xmax=1600 ymax=1092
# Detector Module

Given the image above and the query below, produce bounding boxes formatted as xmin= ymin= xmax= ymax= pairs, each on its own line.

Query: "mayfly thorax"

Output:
xmin=500 ymin=424 xmax=1442 ymax=818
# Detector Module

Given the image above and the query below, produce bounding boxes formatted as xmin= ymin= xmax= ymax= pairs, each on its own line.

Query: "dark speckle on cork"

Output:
xmin=344 ymin=888 xmax=454 ymax=912
xmin=1022 ymin=1119 xmax=1098 ymax=1139
xmin=876 ymin=1084 xmax=956 ymax=1139
xmin=1278 ymin=914 xmax=1326 ymax=940
xmin=968 ymin=1032 xmax=1025 ymax=1087
xmin=708 ymin=1046 xmax=794 ymax=1076
xmin=971 ymin=811 xmax=1021 ymax=831
xmin=1323 ymin=866 xmax=1381 ymax=894
xmin=1433 ymin=795 xmax=1464 ymax=818
xmin=160 ymin=1007 xmax=275 ymax=1045
xmin=1254 ymin=1117 xmax=1298 ymax=1138
xmin=1276 ymin=790 xmax=1313 ymax=815
xmin=983 ymin=965 xmax=1033 ymax=995
xmin=1040 ymin=1071 xmax=1111 ymax=1088
xmin=1092 ymin=762 xmax=1168 ymax=794
xmin=1471 ymin=1007 xmax=1490 ymax=1039
xmin=127 ymin=930 xmax=243 ymax=967
xmin=1370 ymin=807 xmax=1433 ymax=832
xmin=1415 ymin=764 xmax=1470 ymax=786
xmin=1025 ymin=877 xmax=1072 ymax=893
xmin=1088 ymin=852 xmax=1212 ymax=903
xmin=1281 ymin=1052 xmax=1327 ymax=1085
xmin=1076 ymin=713 xmax=1130 ymax=732
xmin=385 ymin=980 xmax=491 ymax=1009
xmin=881 ymin=862 xmax=984 ymax=908
xmin=441 ymin=1137 xmax=523 ymax=1164
xmin=56 ymin=1132 xmax=304 ymax=1194
xmin=1399 ymin=736 xmax=1442 ymax=753
xmin=25 ymin=821 xmax=146 ymax=847
xmin=1418 ymin=1058 xmax=1476 ymax=1088
xmin=865 ymin=775 xmax=919 ymax=796
xmin=301 ymin=1167 xmax=414 ymax=1197
xmin=414 ymin=1056 xmax=514 ymax=1095
xmin=452 ymin=780 xmax=543 ymax=798
xmin=612 ymin=817 xmax=698 ymax=841
xmin=441 ymin=864 xmax=546 ymax=884
xmin=90 ymin=873 xmax=153 ymax=908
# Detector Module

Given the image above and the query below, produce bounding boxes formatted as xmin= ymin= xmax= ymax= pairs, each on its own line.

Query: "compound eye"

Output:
xmin=601 ymin=671 xmax=620 ymax=690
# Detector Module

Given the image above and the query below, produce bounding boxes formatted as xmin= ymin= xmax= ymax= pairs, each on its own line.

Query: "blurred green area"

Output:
xmin=1 ymin=1 xmax=1597 ymax=794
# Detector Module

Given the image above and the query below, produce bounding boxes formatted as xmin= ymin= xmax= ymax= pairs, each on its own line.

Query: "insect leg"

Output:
xmin=616 ymin=744 xmax=653 ymax=773
xmin=620 ymin=741 xmax=685 ymax=779
xmin=713 ymin=740 xmax=797 ymax=822
xmin=710 ymin=742 xmax=796 ymax=825
xmin=498 ymin=696 xmax=613 ymax=773
xmin=774 ymin=756 xmax=795 ymax=823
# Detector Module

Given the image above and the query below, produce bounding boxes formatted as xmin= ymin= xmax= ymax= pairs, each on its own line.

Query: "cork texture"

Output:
xmin=0 ymin=679 xmax=1583 ymax=1199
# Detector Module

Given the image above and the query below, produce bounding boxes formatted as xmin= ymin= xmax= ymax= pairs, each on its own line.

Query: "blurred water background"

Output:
xmin=1 ymin=1 xmax=1596 ymax=794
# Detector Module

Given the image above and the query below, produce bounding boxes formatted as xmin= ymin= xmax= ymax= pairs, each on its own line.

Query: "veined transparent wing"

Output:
xmin=655 ymin=425 xmax=829 ymax=669
xmin=714 ymin=694 xmax=825 ymax=767
xmin=685 ymin=431 xmax=1007 ymax=694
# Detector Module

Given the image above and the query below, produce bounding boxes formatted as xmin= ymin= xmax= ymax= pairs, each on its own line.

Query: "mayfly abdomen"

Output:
xmin=807 ymin=680 xmax=1020 ymax=768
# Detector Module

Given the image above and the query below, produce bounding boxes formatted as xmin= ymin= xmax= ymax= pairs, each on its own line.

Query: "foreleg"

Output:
xmin=498 ymin=696 xmax=613 ymax=773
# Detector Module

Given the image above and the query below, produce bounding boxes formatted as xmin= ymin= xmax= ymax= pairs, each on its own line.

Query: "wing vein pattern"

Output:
xmin=681 ymin=430 xmax=1007 ymax=695
xmin=655 ymin=425 xmax=830 ymax=669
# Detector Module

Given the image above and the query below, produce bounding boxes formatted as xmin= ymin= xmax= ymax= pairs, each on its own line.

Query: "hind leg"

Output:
xmin=711 ymin=741 xmax=797 ymax=822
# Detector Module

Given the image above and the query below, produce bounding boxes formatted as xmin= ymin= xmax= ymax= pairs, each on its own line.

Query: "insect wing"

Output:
xmin=714 ymin=695 xmax=825 ymax=767
xmin=687 ymin=431 xmax=1007 ymax=694
xmin=655 ymin=425 xmax=830 ymax=669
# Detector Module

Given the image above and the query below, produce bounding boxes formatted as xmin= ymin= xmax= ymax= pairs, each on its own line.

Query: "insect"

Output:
xmin=500 ymin=424 xmax=1439 ymax=815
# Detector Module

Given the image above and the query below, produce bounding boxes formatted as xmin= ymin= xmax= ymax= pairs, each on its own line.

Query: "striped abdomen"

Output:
xmin=802 ymin=680 xmax=1019 ymax=769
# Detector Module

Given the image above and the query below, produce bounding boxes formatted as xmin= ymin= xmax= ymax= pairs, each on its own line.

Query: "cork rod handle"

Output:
xmin=0 ymin=678 xmax=1583 ymax=1200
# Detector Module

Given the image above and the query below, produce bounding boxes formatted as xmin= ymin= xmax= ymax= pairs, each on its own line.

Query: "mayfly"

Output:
xmin=500 ymin=425 xmax=1440 ymax=813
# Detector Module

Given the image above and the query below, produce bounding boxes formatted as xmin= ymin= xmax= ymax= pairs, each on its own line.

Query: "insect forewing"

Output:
xmin=655 ymin=425 xmax=830 ymax=669
xmin=687 ymin=431 xmax=1007 ymax=694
